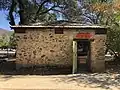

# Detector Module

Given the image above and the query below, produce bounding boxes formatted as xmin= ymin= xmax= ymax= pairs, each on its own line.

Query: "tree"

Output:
xmin=0 ymin=0 xmax=90 ymax=25
xmin=61 ymin=0 xmax=120 ymax=59
xmin=90 ymin=0 xmax=120 ymax=59
xmin=1 ymin=0 xmax=119 ymax=25
xmin=0 ymin=0 xmax=66 ymax=25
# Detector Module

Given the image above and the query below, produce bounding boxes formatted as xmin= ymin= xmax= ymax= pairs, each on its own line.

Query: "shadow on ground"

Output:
xmin=54 ymin=62 xmax=120 ymax=90
xmin=55 ymin=73 xmax=120 ymax=90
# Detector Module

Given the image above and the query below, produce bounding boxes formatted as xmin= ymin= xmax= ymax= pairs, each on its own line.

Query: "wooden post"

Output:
xmin=72 ymin=41 xmax=77 ymax=74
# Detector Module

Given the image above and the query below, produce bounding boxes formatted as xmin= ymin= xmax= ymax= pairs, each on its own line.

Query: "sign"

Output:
xmin=78 ymin=56 xmax=87 ymax=64
xmin=76 ymin=33 xmax=94 ymax=39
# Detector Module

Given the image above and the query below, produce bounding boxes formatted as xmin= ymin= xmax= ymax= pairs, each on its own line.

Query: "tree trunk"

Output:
xmin=17 ymin=0 xmax=27 ymax=25
xmin=9 ymin=0 xmax=16 ymax=25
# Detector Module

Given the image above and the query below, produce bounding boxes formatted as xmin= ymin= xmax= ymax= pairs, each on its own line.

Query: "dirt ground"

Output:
xmin=1 ymin=64 xmax=120 ymax=90
xmin=1 ymin=62 xmax=120 ymax=90
xmin=0 ymin=73 xmax=120 ymax=90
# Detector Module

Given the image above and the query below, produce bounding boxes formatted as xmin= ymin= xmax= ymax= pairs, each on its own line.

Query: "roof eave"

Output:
xmin=11 ymin=25 xmax=108 ymax=29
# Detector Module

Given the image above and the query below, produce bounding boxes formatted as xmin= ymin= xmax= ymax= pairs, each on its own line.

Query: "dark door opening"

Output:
xmin=77 ymin=40 xmax=90 ymax=72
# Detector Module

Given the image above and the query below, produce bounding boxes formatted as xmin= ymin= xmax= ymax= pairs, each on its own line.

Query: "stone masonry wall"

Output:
xmin=15 ymin=28 xmax=106 ymax=72
xmin=91 ymin=35 xmax=106 ymax=72
xmin=15 ymin=29 xmax=79 ymax=68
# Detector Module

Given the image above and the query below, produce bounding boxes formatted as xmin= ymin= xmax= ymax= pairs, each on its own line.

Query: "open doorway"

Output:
xmin=77 ymin=40 xmax=91 ymax=72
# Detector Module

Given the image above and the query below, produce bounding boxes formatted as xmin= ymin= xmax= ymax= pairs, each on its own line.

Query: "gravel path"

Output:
xmin=0 ymin=73 xmax=120 ymax=90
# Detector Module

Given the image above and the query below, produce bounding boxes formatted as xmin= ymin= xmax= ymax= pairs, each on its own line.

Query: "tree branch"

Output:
xmin=39 ymin=5 xmax=56 ymax=15
xmin=106 ymin=43 xmax=120 ymax=61
xmin=51 ymin=9 xmax=71 ymax=20
xmin=34 ymin=0 xmax=50 ymax=21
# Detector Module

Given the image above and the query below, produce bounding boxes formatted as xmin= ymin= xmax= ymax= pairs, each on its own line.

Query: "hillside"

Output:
xmin=0 ymin=28 xmax=9 ymax=36
xmin=0 ymin=28 xmax=13 ymax=36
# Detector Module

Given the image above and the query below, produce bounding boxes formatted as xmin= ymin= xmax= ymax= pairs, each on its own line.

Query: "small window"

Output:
xmin=95 ymin=29 xmax=107 ymax=34
xmin=55 ymin=28 xmax=64 ymax=34
xmin=15 ymin=29 xmax=26 ymax=33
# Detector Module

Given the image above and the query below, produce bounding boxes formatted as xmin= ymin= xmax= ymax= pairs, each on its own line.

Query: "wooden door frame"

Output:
xmin=72 ymin=39 xmax=91 ymax=74
xmin=72 ymin=40 xmax=77 ymax=74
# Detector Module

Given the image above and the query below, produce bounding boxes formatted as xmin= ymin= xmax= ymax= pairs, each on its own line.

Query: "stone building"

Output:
xmin=11 ymin=22 xmax=107 ymax=73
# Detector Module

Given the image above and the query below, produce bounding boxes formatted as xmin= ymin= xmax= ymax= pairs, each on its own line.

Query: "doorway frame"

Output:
xmin=72 ymin=39 xmax=91 ymax=74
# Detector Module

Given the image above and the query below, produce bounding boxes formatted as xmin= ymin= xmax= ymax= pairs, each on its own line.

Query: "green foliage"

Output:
xmin=87 ymin=0 xmax=120 ymax=54
xmin=8 ymin=32 xmax=16 ymax=48
xmin=0 ymin=31 xmax=16 ymax=48
xmin=107 ymin=24 xmax=120 ymax=52
xmin=0 ymin=34 xmax=9 ymax=47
